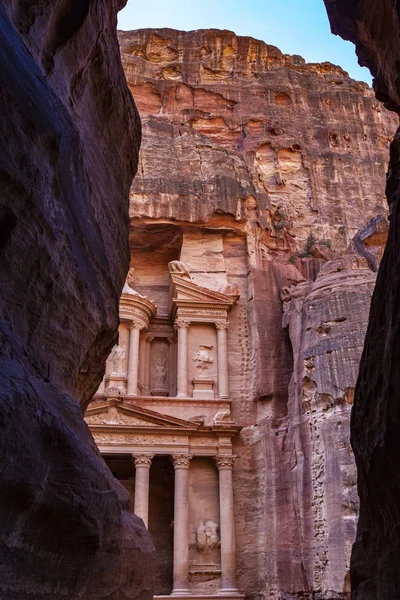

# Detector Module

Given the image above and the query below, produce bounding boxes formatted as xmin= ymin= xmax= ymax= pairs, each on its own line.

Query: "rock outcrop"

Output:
xmin=118 ymin=28 xmax=397 ymax=598
xmin=0 ymin=3 xmax=154 ymax=599
xmin=323 ymin=1 xmax=400 ymax=597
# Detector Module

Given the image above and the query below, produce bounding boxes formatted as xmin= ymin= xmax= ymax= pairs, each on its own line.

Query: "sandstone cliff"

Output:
xmin=323 ymin=1 xmax=400 ymax=597
xmin=119 ymin=28 xmax=397 ymax=599
xmin=0 ymin=3 xmax=154 ymax=598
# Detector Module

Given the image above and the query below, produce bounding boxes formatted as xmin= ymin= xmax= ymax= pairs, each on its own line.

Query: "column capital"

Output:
xmin=215 ymin=455 xmax=235 ymax=470
xmin=133 ymin=454 xmax=153 ymax=468
xmin=171 ymin=454 xmax=191 ymax=469
xmin=129 ymin=318 xmax=146 ymax=331
xmin=215 ymin=322 xmax=229 ymax=331
xmin=174 ymin=320 xmax=190 ymax=330
xmin=146 ymin=333 xmax=155 ymax=342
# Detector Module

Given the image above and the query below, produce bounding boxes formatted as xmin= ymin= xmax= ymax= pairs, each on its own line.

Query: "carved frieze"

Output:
xmin=86 ymin=412 xmax=160 ymax=427
xmin=93 ymin=432 xmax=182 ymax=445
xmin=178 ymin=308 xmax=227 ymax=318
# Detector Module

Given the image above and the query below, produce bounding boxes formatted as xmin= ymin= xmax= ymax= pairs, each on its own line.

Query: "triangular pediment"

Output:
xmin=169 ymin=273 xmax=239 ymax=307
xmin=85 ymin=400 xmax=199 ymax=430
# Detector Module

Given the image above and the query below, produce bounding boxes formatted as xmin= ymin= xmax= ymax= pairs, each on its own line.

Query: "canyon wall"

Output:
xmin=0 ymin=2 xmax=154 ymax=598
xmin=323 ymin=1 xmax=400 ymax=598
xmin=119 ymin=28 xmax=397 ymax=599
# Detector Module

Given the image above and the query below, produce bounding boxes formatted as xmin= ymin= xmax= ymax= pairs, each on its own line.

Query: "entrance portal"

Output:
xmin=149 ymin=456 xmax=175 ymax=595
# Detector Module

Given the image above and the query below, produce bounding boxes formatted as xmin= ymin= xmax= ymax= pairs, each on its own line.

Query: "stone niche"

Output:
xmin=150 ymin=337 xmax=170 ymax=396
xmin=188 ymin=324 xmax=218 ymax=399
xmin=189 ymin=458 xmax=221 ymax=593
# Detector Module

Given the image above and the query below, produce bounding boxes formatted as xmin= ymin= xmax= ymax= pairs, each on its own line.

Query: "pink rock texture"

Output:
xmin=0 ymin=2 xmax=154 ymax=598
xmin=118 ymin=28 xmax=396 ymax=598
xmin=323 ymin=1 xmax=400 ymax=597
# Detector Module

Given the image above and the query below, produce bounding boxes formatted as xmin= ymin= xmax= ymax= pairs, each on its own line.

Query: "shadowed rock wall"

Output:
xmin=119 ymin=28 xmax=396 ymax=599
xmin=323 ymin=1 xmax=400 ymax=597
xmin=0 ymin=2 xmax=154 ymax=598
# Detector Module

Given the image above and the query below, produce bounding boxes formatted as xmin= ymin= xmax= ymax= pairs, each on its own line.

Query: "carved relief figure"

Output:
xmin=213 ymin=409 xmax=232 ymax=424
xmin=168 ymin=260 xmax=191 ymax=279
xmin=126 ymin=266 xmax=136 ymax=287
xmin=155 ymin=358 xmax=167 ymax=386
xmin=218 ymin=282 xmax=240 ymax=297
xmin=110 ymin=344 xmax=126 ymax=374
xmin=196 ymin=520 xmax=220 ymax=552
xmin=192 ymin=345 xmax=214 ymax=373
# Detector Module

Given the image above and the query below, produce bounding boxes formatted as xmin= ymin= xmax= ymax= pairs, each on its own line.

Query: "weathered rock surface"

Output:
xmin=323 ymin=1 xmax=400 ymax=597
xmin=0 ymin=2 xmax=154 ymax=598
xmin=119 ymin=28 xmax=396 ymax=598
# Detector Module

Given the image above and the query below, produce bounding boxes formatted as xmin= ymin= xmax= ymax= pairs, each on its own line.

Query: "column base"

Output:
xmin=171 ymin=589 xmax=191 ymax=596
xmin=219 ymin=589 xmax=243 ymax=596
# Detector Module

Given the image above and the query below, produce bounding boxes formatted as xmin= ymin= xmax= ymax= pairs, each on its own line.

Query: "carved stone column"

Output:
xmin=144 ymin=334 xmax=154 ymax=395
xmin=168 ymin=335 xmax=177 ymax=397
xmin=216 ymin=322 xmax=230 ymax=399
xmin=171 ymin=454 xmax=191 ymax=595
xmin=138 ymin=333 xmax=147 ymax=393
xmin=215 ymin=455 xmax=238 ymax=593
xmin=133 ymin=454 xmax=153 ymax=528
xmin=174 ymin=320 xmax=190 ymax=398
xmin=127 ymin=321 xmax=142 ymax=396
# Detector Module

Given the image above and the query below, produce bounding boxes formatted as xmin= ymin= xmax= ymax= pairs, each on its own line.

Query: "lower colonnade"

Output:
xmin=128 ymin=452 xmax=239 ymax=597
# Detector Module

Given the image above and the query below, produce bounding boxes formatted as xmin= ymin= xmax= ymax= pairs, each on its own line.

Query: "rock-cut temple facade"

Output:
xmin=86 ymin=260 xmax=244 ymax=600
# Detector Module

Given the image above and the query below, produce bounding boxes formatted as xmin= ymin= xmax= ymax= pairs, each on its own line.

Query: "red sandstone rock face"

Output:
xmin=119 ymin=28 xmax=396 ymax=599
xmin=323 ymin=1 xmax=400 ymax=597
xmin=0 ymin=2 xmax=154 ymax=598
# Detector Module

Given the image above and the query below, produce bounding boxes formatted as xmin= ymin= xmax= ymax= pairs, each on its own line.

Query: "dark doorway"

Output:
xmin=149 ymin=456 xmax=175 ymax=595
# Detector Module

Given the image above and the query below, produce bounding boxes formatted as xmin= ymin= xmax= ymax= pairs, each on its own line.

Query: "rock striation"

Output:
xmin=323 ymin=1 xmax=400 ymax=597
xmin=118 ymin=28 xmax=397 ymax=599
xmin=0 ymin=2 xmax=154 ymax=599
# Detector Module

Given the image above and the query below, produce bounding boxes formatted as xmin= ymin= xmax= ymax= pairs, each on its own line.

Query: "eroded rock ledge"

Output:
xmin=0 ymin=2 xmax=154 ymax=598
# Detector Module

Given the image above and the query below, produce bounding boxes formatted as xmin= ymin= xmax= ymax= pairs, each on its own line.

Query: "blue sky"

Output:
xmin=118 ymin=0 xmax=372 ymax=85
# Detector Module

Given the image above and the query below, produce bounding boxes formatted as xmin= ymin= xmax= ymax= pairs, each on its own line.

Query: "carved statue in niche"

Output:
xmin=168 ymin=260 xmax=191 ymax=280
xmin=154 ymin=359 xmax=167 ymax=386
xmin=151 ymin=351 xmax=169 ymax=396
xmin=109 ymin=344 xmax=126 ymax=375
xmin=196 ymin=520 xmax=220 ymax=553
xmin=192 ymin=345 xmax=214 ymax=373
